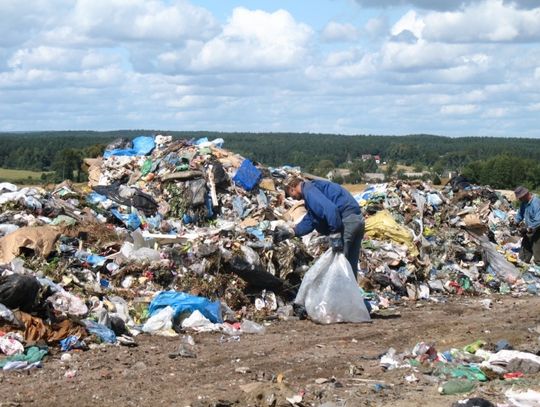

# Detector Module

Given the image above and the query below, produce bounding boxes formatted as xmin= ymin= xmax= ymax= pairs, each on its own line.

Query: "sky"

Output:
xmin=1 ymin=0 xmax=540 ymax=137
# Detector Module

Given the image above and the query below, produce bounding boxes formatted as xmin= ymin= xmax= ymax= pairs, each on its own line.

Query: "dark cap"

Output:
xmin=514 ymin=186 xmax=529 ymax=199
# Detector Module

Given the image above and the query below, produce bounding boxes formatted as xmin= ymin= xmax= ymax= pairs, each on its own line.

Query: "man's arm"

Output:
xmin=294 ymin=212 xmax=315 ymax=237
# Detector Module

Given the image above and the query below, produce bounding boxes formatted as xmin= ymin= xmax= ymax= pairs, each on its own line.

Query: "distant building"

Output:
xmin=361 ymin=154 xmax=372 ymax=161
xmin=403 ymin=171 xmax=430 ymax=179
xmin=364 ymin=173 xmax=385 ymax=182
xmin=361 ymin=154 xmax=381 ymax=164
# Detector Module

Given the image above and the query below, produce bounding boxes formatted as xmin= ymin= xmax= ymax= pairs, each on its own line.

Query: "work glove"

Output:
xmin=273 ymin=226 xmax=294 ymax=243
xmin=329 ymin=232 xmax=344 ymax=253
xmin=519 ymin=226 xmax=529 ymax=237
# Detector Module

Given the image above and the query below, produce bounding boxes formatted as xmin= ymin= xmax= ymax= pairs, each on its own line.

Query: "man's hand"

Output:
xmin=273 ymin=226 xmax=294 ymax=243
xmin=329 ymin=232 xmax=344 ymax=253
xmin=519 ymin=226 xmax=529 ymax=236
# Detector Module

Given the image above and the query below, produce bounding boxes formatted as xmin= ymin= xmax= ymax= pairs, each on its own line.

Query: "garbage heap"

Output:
xmin=0 ymin=134 xmax=537 ymax=368
xmin=356 ymin=180 xmax=539 ymax=310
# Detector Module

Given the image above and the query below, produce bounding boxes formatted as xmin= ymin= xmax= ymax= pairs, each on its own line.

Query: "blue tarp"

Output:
xmin=103 ymin=136 xmax=155 ymax=158
xmin=148 ymin=291 xmax=222 ymax=323
xmin=232 ymin=159 xmax=262 ymax=191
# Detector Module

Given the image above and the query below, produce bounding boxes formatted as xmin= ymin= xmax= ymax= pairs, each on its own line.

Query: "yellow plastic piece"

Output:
xmin=365 ymin=210 xmax=418 ymax=256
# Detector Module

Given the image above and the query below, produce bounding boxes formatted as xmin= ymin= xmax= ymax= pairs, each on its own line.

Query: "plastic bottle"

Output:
xmin=438 ymin=380 xmax=476 ymax=395
xmin=240 ymin=320 xmax=266 ymax=334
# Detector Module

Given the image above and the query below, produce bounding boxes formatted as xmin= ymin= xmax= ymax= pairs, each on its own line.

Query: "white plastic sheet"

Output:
xmin=505 ymin=389 xmax=540 ymax=407
xmin=294 ymin=250 xmax=371 ymax=324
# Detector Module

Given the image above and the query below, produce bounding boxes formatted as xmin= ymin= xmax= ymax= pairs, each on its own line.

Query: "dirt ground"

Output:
xmin=1 ymin=296 xmax=539 ymax=407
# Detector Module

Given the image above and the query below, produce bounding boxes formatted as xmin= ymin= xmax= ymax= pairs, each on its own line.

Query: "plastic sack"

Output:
xmin=142 ymin=305 xmax=174 ymax=334
xmin=294 ymin=249 xmax=371 ymax=324
xmin=83 ymin=320 xmax=117 ymax=343
xmin=232 ymin=159 xmax=262 ymax=191
xmin=47 ymin=290 xmax=88 ymax=317
xmin=120 ymin=242 xmax=161 ymax=262
xmin=0 ymin=303 xmax=15 ymax=323
xmin=103 ymin=136 xmax=155 ymax=158
xmin=0 ymin=335 xmax=24 ymax=356
xmin=181 ymin=310 xmax=220 ymax=332
xmin=148 ymin=291 xmax=222 ymax=323
xmin=505 ymin=389 xmax=540 ymax=407
xmin=365 ymin=210 xmax=418 ymax=256
xmin=111 ymin=209 xmax=141 ymax=230
xmin=0 ymin=274 xmax=40 ymax=312
xmin=477 ymin=235 xmax=519 ymax=284
xmin=0 ymin=183 xmax=18 ymax=193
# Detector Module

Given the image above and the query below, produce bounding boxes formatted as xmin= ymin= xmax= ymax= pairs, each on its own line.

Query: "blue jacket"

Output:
xmin=294 ymin=180 xmax=361 ymax=236
xmin=515 ymin=195 xmax=540 ymax=230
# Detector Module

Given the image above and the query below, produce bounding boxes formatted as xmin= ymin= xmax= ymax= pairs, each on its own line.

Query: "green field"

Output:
xmin=0 ymin=167 xmax=49 ymax=183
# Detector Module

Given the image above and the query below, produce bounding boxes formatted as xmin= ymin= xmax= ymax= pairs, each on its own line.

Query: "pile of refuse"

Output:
xmin=0 ymin=134 xmax=538 ymax=369
xmin=379 ymin=337 xmax=540 ymax=404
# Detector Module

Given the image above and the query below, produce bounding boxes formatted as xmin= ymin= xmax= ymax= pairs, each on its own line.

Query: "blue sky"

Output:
xmin=0 ymin=0 xmax=539 ymax=137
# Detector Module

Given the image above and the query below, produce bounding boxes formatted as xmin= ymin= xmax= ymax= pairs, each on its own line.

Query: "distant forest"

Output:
xmin=0 ymin=131 xmax=539 ymax=190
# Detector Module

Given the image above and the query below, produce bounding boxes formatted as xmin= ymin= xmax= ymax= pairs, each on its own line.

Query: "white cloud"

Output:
xmin=422 ymin=0 xmax=540 ymax=43
xmin=483 ymin=107 xmax=508 ymax=117
xmin=365 ymin=17 xmax=389 ymax=38
xmin=354 ymin=0 xmax=539 ymax=11
xmin=190 ymin=8 xmax=313 ymax=72
xmin=391 ymin=10 xmax=425 ymax=39
xmin=321 ymin=21 xmax=359 ymax=42
xmin=7 ymin=47 xmax=120 ymax=71
xmin=69 ymin=0 xmax=219 ymax=43
xmin=441 ymin=104 xmax=478 ymax=115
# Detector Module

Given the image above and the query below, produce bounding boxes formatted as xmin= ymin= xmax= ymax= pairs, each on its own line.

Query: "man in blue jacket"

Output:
xmin=513 ymin=186 xmax=540 ymax=265
xmin=275 ymin=176 xmax=365 ymax=279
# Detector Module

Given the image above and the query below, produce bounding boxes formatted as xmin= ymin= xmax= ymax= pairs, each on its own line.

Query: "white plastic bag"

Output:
xmin=47 ymin=291 xmax=88 ymax=316
xmin=142 ymin=305 xmax=174 ymax=334
xmin=294 ymin=249 xmax=371 ymax=324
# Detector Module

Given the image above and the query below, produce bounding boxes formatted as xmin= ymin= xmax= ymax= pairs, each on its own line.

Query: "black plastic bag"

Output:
xmin=0 ymin=274 xmax=40 ymax=312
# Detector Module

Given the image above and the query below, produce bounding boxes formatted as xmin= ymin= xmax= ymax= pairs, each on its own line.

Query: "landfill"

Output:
xmin=0 ymin=134 xmax=539 ymax=405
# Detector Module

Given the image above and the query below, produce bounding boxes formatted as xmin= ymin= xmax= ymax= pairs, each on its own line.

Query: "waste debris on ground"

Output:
xmin=0 ymin=134 xmax=539 ymax=404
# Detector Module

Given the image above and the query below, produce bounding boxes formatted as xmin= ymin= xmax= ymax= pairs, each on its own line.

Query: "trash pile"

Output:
xmin=379 ymin=338 xmax=540 ymax=404
xmin=356 ymin=180 xmax=539 ymax=311
xmin=0 ymin=134 xmax=538 ymax=370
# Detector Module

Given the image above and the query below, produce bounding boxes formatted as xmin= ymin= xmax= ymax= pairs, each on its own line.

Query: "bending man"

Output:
xmin=275 ymin=176 xmax=365 ymax=279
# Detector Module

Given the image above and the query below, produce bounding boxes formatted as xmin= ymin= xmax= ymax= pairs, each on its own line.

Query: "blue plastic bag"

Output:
xmin=87 ymin=192 xmax=108 ymax=204
xmin=60 ymin=335 xmax=85 ymax=351
xmin=83 ymin=320 xmax=117 ymax=343
xmin=103 ymin=136 xmax=155 ymax=158
xmin=232 ymin=159 xmax=262 ymax=191
xmin=148 ymin=291 xmax=222 ymax=323
xmin=111 ymin=209 xmax=141 ymax=230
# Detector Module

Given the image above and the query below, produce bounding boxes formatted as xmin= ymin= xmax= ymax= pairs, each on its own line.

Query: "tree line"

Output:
xmin=0 ymin=131 xmax=538 ymax=189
